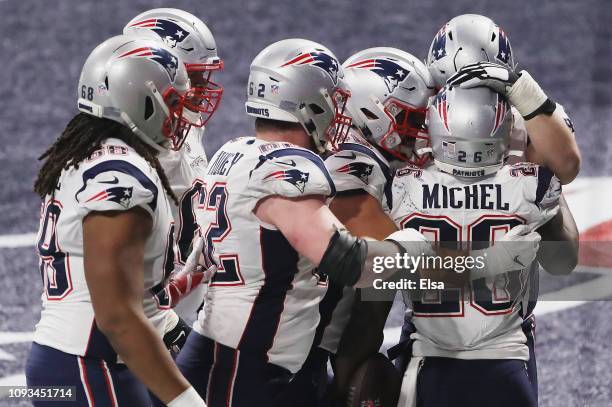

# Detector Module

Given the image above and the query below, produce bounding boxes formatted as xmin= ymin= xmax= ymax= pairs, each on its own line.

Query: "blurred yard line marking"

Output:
xmin=0 ymin=233 xmax=36 ymax=248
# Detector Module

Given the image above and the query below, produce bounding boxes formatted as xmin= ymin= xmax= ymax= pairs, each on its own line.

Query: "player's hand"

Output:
xmin=447 ymin=62 xmax=550 ymax=119
xmin=167 ymin=237 xmax=216 ymax=307
xmin=386 ymin=228 xmax=435 ymax=257
xmin=163 ymin=311 xmax=192 ymax=354
xmin=446 ymin=62 xmax=519 ymax=95
xmin=472 ymin=225 xmax=541 ymax=279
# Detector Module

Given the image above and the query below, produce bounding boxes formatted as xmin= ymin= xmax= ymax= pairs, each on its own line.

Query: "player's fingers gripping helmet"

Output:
xmin=427 ymin=14 xmax=514 ymax=89
xmin=427 ymin=86 xmax=512 ymax=178
xmin=77 ymin=35 xmax=196 ymax=151
xmin=343 ymin=48 xmax=435 ymax=166
xmin=124 ymin=8 xmax=224 ymax=126
xmin=245 ymin=38 xmax=352 ymax=152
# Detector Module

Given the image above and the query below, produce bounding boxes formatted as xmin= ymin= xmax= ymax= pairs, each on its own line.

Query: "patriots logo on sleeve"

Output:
xmin=85 ymin=186 xmax=134 ymax=208
xmin=263 ymin=169 xmax=310 ymax=193
xmin=431 ymin=25 xmax=447 ymax=61
xmin=346 ymin=58 xmax=409 ymax=93
xmin=118 ymin=46 xmax=179 ymax=81
xmin=281 ymin=51 xmax=340 ymax=84
xmin=335 ymin=162 xmax=374 ymax=184
xmin=129 ymin=18 xmax=190 ymax=49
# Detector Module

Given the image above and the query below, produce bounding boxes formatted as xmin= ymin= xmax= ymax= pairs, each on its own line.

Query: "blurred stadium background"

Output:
xmin=0 ymin=0 xmax=611 ymax=405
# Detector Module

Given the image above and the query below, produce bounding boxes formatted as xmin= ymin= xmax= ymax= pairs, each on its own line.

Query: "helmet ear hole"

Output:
xmin=491 ymin=32 xmax=496 ymax=42
xmin=309 ymin=103 xmax=325 ymax=115
xmin=360 ymin=108 xmax=379 ymax=120
xmin=144 ymin=96 xmax=154 ymax=120
xmin=104 ymin=76 xmax=109 ymax=90
xmin=448 ymin=31 xmax=453 ymax=41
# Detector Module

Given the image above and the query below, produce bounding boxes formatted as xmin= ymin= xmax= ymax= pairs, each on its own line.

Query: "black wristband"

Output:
xmin=523 ymin=98 xmax=556 ymax=120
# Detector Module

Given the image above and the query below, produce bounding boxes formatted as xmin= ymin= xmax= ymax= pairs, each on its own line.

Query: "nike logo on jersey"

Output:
xmin=272 ymin=159 xmax=297 ymax=167
xmin=335 ymin=152 xmax=357 ymax=160
xmin=98 ymin=176 xmax=119 ymax=184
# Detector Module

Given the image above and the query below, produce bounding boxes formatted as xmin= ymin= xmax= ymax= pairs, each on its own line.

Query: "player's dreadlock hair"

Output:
xmin=34 ymin=112 xmax=178 ymax=205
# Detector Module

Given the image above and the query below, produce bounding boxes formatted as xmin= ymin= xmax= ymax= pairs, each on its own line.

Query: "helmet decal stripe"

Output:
xmin=129 ymin=18 xmax=158 ymax=28
xmin=346 ymin=59 xmax=376 ymax=68
xmin=281 ymin=51 xmax=340 ymax=84
xmin=119 ymin=47 xmax=153 ymax=58
xmin=281 ymin=53 xmax=315 ymax=67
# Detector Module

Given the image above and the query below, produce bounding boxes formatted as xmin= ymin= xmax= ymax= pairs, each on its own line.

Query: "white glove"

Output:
xmin=385 ymin=228 xmax=435 ymax=258
xmin=167 ymin=386 xmax=206 ymax=407
xmin=168 ymin=237 xmax=216 ymax=307
xmin=471 ymin=225 xmax=541 ymax=279
xmin=447 ymin=62 xmax=549 ymax=118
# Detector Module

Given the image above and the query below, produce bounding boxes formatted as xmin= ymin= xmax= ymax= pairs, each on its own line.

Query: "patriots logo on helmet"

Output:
xmin=264 ymin=169 xmax=310 ymax=193
xmin=85 ymin=186 xmax=133 ymax=208
xmin=496 ymin=27 xmax=512 ymax=64
xmin=335 ymin=162 xmax=374 ymax=184
xmin=435 ymin=89 xmax=450 ymax=130
xmin=431 ymin=26 xmax=447 ymax=61
xmin=119 ymin=47 xmax=179 ymax=81
xmin=129 ymin=18 xmax=191 ymax=50
xmin=281 ymin=51 xmax=340 ymax=84
xmin=346 ymin=58 xmax=409 ymax=93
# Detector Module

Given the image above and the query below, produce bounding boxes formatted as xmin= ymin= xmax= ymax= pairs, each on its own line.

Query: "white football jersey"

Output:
xmin=159 ymin=126 xmax=208 ymax=263
xmin=390 ymin=163 xmax=561 ymax=360
xmin=317 ymin=130 xmax=394 ymax=354
xmin=33 ymin=138 xmax=175 ymax=362
xmin=193 ymin=137 xmax=334 ymax=373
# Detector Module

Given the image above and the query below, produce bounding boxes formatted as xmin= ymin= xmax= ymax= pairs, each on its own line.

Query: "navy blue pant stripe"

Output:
xmin=237 ymin=227 xmax=299 ymax=354
xmin=206 ymin=342 xmax=239 ymax=406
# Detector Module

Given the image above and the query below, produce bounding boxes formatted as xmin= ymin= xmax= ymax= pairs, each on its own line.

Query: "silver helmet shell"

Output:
xmin=342 ymin=47 xmax=435 ymax=165
xmin=245 ymin=38 xmax=351 ymax=152
xmin=124 ymin=8 xmax=223 ymax=126
xmin=77 ymin=35 xmax=194 ymax=151
xmin=427 ymin=14 xmax=514 ymax=88
xmin=427 ymin=86 xmax=512 ymax=178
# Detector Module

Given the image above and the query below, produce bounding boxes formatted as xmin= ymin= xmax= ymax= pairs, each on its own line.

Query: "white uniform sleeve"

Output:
xmin=74 ymin=159 xmax=159 ymax=218
xmin=247 ymin=146 xmax=335 ymax=200
xmin=325 ymin=147 xmax=391 ymax=205
xmin=523 ymin=165 xmax=562 ymax=227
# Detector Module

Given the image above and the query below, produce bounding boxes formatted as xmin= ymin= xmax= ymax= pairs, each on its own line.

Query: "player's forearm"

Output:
xmin=97 ymin=308 xmax=191 ymax=403
xmin=536 ymin=195 xmax=579 ymax=275
xmin=524 ymin=110 xmax=581 ymax=184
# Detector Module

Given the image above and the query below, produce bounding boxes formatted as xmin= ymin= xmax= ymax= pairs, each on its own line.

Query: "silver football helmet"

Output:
xmin=427 ymin=86 xmax=512 ymax=178
xmin=343 ymin=47 xmax=435 ymax=166
xmin=245 ymin=38 xmax=351 ymax=152
xmin=124 ymin=8 xmax=223 ymax=126
xmin=77 ymin=35 xmax=198 ymax=151
xmin=427 ymin=14 xmax=515 ymax=88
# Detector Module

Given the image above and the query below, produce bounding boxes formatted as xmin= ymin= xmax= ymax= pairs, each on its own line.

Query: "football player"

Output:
xmin=426 ymin=14 xmax=581 ymax=184
xmin=26 ymin=36 xmax=206 ymax=406
xmin=123 ymin=8 xmax=224 ymax=329
xmin=287 ymin=47 xmax=435 ymax=407
xmin=174 ymin=39 xmax=435 ymax=406
xmin=391 ymin=86 xmax=563 ymax=407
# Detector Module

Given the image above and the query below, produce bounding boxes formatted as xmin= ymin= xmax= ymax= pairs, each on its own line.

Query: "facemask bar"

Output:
xmin=183 ymin=60 xmax=224 ymax=127
xmin=160 ymin=86 xmax=198 ymax=151
xmin=377 ymin=98 xmax=430 ymax=166
xmin=325 ymin=88 xmax=352 ymax=151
